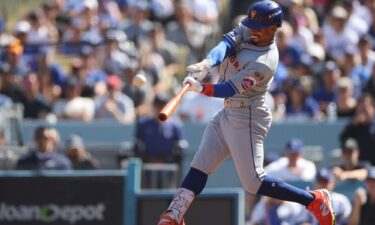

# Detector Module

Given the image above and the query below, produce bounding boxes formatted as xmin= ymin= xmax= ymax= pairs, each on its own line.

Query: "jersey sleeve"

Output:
xmin=207 ymin=23 xmax=249 ymax=67
xmin=227 ymin=62 xmax=274 ymax=94
xmin=223 ymin=22 xmax=249 ymax=48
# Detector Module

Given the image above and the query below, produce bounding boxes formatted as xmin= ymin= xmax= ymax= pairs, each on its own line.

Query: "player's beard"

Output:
xmin=249 ymin=33 xmax=263 ymax=46
xmin=250 ymin=34 xmax=260 ymax=43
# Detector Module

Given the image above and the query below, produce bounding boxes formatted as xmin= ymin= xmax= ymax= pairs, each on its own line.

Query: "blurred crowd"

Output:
xmin=0 ymin=0 xmax=374 ymax=124
xmin=0 ymin=0 xmax=222 ymax=123
xmin=0 ymin=0 xmax=375 ymax=224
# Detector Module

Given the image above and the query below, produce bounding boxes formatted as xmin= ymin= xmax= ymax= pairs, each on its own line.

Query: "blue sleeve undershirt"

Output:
xmin=206 ymin=37 xmax=236 ymax=67
xmin=203 ymin=82 xmax=236 ymax=98
xmin=213 ymin=83 xmax=236 ymax=98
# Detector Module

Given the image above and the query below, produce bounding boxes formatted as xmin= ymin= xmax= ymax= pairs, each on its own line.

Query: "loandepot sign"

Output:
xmin=0 ymin=202 xmax=106 ymax=224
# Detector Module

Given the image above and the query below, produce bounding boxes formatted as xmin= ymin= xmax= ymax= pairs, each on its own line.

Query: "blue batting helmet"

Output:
xmin=241 ymin=0 xmax=283 ymax=29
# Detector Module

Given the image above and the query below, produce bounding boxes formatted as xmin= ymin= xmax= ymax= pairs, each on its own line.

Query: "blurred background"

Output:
xmin=0 ymin=0 xmax=375 ymax=225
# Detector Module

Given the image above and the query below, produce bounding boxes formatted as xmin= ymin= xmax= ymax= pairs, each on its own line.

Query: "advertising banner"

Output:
xmin=0 ymin=175 xmax=124 ymax=225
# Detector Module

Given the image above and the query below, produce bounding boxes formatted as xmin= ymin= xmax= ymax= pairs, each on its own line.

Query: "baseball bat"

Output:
xmin=158 ymin=83 xmax=191 ymax=121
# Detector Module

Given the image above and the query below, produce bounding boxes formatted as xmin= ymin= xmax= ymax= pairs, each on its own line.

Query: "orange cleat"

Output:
xmin=158 ymin=211 xmax=185 ymax=225
xmin=307 ymin=189 xmax=335 ymax=225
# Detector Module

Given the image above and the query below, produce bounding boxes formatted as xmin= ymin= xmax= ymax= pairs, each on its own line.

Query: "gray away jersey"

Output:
xmin=219 ymin=41 xmax=279 ymax=101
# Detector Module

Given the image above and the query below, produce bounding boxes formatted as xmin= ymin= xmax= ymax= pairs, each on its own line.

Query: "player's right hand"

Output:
xmin=186 ymin=59 xmax=211 ymax=81
xmin=183 ymin=76 xmax=203 ymax=93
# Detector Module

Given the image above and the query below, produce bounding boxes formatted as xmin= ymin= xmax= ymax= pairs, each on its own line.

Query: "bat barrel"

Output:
xmin=158 ymin=83 xmax=190 ymax=122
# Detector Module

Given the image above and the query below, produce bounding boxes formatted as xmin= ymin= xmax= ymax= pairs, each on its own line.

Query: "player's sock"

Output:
xmin=165 ymin=168 xmax=208 ymax=222
xmin=256 ymin=175 xmax=314 ymax=206
xmin=165 ymin=188 xmax=195 ymax=223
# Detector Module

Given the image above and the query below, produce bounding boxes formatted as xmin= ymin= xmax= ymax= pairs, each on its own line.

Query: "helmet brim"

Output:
xmin=241 ymin=18 xmax=269 ymax=29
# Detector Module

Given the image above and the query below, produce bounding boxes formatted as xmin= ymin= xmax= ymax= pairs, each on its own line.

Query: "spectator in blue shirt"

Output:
xmin=285 ymin=79 xmax=320 ymax=121
xmin=313 ymin=61 xmax=340 ymax=115
xmin=134 ymin=93 xmax=188 ymax=163
xmin=134 ymin=93 xmax=188 ymax=188
xmin=17 ymin=126 xmax=71 ymax=170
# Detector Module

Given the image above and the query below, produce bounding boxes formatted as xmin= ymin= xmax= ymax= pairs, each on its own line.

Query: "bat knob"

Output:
xmin=158 ymin=113 xmax=167 ymax=121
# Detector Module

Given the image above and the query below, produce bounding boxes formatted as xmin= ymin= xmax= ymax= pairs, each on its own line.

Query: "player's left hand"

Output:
xmin=183 ymin=76 xmax=203 ymax=93
xmin=186 ymin=59 xmax=211 ymax=81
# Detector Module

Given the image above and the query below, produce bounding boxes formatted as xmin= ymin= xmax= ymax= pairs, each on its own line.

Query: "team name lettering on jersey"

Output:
xmin=229 ymin=54 xmax=240 ymax=72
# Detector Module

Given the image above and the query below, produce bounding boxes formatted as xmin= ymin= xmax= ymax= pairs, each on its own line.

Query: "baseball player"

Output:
xmin=158 ymin=1 xmax=335 ymax=225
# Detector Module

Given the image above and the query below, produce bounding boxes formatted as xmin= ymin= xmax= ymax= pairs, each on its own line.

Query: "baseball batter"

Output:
xmin=158 ymin=1 xmax=335 ymax=225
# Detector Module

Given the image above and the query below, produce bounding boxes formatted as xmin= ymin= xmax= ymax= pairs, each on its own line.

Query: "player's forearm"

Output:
xmin=201 ymin=82 xmax=236 ymax=98
xmin=206 ymin=38 xmax=235 ymax=67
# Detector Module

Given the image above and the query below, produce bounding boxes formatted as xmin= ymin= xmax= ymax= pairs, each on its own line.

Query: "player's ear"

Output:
xmin=269 ymin=25 xmax=277 ymax=32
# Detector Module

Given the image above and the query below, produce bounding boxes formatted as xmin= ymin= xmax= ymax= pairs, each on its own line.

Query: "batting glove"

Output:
xmin=186 ymin=59 xmax=212 ymax=81
xmin=183 ymin=76 xmax=203 ymax=93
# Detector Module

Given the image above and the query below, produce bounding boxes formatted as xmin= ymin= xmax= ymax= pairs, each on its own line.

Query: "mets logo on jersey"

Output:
xmin=241 ymin=76 xmax=256 ymax=90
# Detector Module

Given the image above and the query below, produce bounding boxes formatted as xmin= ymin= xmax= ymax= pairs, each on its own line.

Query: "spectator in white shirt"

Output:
xmin=95 ymin=74 xmax=135 ymax=124
xmin=322 ymin=6 xmax=359 ymax=61
xmin=265 ymin=138 xmax=317 ymax=182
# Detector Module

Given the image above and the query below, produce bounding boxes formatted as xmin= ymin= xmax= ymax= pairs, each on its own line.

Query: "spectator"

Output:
xmin=26 ymin=11 xmax=56 ymax=45
xmin=0 ymin=63 xmax=13 ymax=107
xmin=17 ymin=126 xmax=71 ymax=170
xmin=288 ymin=16 xmax=314 ymax=54
xmin=137 ymin=38 xmax=165 ymax=87
xmin=368 ymin=5 xmax=375 ymax=44
xmin=122 ymin=69 xmax=150 ymax=118
xmin=0 ymin=127 xmax=18 ymax=169
xmin=265 ymin=138 xmax=317 ymax=181
xmin=122 ymin=1 xmax=152 ymax=45
xmin=64 ymin=134 xmax=99 ymax=169
xmin=347 ymin=167 xmax=375 ymax=225
xmin=343 ymin=0 xmax=369 ymax=39
xmin=134 ymin=93 xmax=188 ymax=188
xmin=364 ymin=62 xmax=375 ymax=99
xmin=33 ymin=47 xmax=66 ymax=102
xmin=341 ymin=45 xmax=369 ymax=99
xmin=332 ymin=138 xmax=370 ymax=181
xmin=247 ymin=196 xmax=305 ymax=225
xmin=147 ymin=22 xmax=180 ymax=92
xmin=300 ymin=168 xmax=352 ymax=225
xmin=275 ymin=21 xmax=302 ymax=69
xmin=285 ymin=79 xmax=320 ymax=121
xmin=322 ymin=5 xmax=358 ymax=61
xmin=336 ymin=77 xmax=357 ymax=118
xmin=53 ymin=76 xmax=95 ymax=121
xmin=0 ymin=62 xmax=27 ymax=104
xmin=165 ymin=2 xmax=213 ymax=61
xmin=77 ymin=45 xmax=107 ymax=89
xmin=312 ymin=61 xmax=340 ymax=116
xmin=358 ymin=34 xmax=375 ymax=81
xmin=4 ymin=38 xmax=29 ymax=77
xmin=21 ymin=72 xmax=52 ymax=119
xmin=340 ymin=93 xmax=375 ymax=165
xmin=102 ymin=29 xmax=130 ymax=75
xmin=94 ymin=74 xmax=135 ymax=124
xmin=134 ymin=93 xmax=187 ymax=163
